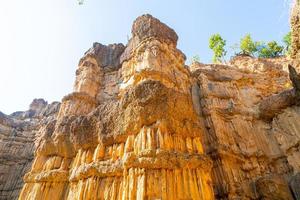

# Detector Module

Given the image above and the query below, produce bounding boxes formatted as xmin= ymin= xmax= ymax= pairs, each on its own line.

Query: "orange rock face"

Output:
xmin=291 ymin=0 xmax=300 ymax=61
xmin=2 ymin=8 xmax=299 ymax=200
xmin=18 ymin=15 xmax=214 ymax=200
xmin=191 ymin=57 xmax=299 ymax=199
xmin=0 ymin=99 xmax=60 ymax=200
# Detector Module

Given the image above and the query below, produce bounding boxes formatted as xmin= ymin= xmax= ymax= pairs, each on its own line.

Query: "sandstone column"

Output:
xmin=18 ymin=46 xmax=102 ymax=200
xmin=19 ymin=14 xmax=214 ymax=200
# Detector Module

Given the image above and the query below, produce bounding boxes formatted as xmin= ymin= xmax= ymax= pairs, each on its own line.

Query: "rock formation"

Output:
xmin=18 ymin=14 xmax=213 ymax=200
xmin=291 ymin=0 xmax=300 ymax=61
xmin=0 ymin=99 xmax=60 ymax=200
xmin=191 ymin=56 xmax=300 ymax=199
xmin=0 ymin=3 xmax=299 ymax=200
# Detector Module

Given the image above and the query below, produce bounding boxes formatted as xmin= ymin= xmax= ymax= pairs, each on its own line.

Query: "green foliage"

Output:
xmin=239 ymin=34 xmax=260 ymax=56
xmin=208 ymin=32 xmax=289 ymax=60
xmin=283 ymin=32 xmax=291 ymax=55
xmin=258 ymin=41 xmax=284 ymax=58
xmin=209 ymin=34 xmax=227 ymax=63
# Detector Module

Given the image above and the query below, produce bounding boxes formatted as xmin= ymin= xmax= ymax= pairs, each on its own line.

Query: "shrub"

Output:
xmin=239 ymin=34 xmax=260 ymax=56
xmin=258 ymin=41 xmax=284 ymax=58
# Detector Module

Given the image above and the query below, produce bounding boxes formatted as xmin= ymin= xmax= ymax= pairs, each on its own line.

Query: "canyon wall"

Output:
xmin=291 ymin=0 xmax=300 ymax=61
xmin=0 ymin=3 xmax=299 ymax=199
xmin=17 ymin=14 xmax=300 ymax=199
xmin=0 ymin=99 xmax=60 ymax=200
xmin=191 ymin=56 xmax=300 ymax=199
xmin=18 ymin=15 xmax=214 ymax=200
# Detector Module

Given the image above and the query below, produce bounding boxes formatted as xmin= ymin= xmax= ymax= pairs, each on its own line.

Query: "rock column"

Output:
xmin=19 ymin=14 xmax=214 ymax=200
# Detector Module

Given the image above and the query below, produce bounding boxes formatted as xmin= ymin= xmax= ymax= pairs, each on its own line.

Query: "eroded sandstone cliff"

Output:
xmin=0 ymin=99 xmax=60 ymax=200
xmin=0 ymin=4 xmax=299 ymax=200
xmin=291 ymin=0 xmax=300 ymax=61
xmin=191 ymin=56 xmax=300 ymax=199
xmin=18 ymin=14 xmax=214 ymax=200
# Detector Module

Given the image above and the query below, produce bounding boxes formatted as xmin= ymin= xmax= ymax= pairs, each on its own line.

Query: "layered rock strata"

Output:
xmin=0 ymin=99 xmax=60 ymax=200
xmin=191 ymin=56 xmax=300 ymax=199
xmin=19 ymin=14 xmax=214 ymax=200
xmin=6 ymin=5 xmax=300 ymax=200
xmin=291 ymin=0 xmax=300 ymax=61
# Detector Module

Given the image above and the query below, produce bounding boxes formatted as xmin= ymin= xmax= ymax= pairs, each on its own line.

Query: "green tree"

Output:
xmin=258 ymin=41 xmax=284 ymax=58
xmin=283 ymin=32 xmax=291 ymax=55
xmin=240 ymin=34 xmax=260 ymax=56
xmin=209 ymin=34 xmax=227 ymax=63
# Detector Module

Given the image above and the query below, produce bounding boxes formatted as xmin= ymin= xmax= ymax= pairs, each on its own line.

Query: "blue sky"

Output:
xmin=0 ymin=0 xmax=292 ymax=114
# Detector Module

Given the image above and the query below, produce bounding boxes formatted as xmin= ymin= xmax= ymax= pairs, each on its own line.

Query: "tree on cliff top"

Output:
xmin=209 ymin=34 xmax=227 ymax=63
xmin=257 ymin=41 xmax=284 ymax=58
xmin=239 ymin=34 xmax=260 ymax=56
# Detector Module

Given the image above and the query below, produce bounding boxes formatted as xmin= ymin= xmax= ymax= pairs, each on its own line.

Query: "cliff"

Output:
xmin=18 ymin=14 xmax=214 ymax=200
xmin=191 ymin=56 xmax=300 ymax=199
xmin=291 ymin=0 xmax=300 ymax=62
xmin=16 ymin=14 xmax=300 ymax=200
xmin=0 ymin=4 xmax=299 ymax=200
xmin=0 ymin=99 xmax=60 ymax=200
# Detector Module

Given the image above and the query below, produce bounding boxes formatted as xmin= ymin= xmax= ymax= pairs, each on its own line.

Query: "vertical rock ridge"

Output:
xmin=191 ymin=58 xmax=299 ymax=199
xmin=0 ymin=8 xmax=299 ymax=200
xmin=291 ymin=0 xmax=300 ymax=60
xmin=18 ymin=14 xmax=214 ymax=200
xmin=0 ymin=100 xmax=60 ymax=200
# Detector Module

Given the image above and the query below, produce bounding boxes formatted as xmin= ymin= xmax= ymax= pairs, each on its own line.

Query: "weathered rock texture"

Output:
xmin=18 ymin=14 xmax=213 ymax=200
xmin=291 ymin=0 xmax=300 ymax=61
xmin=191 ymin=56 xmax=300 ymax=199
xmin=0 ymin=99 xmax=60 ymax=200
xmin=1 ymin=5 xmax=300 ymax=200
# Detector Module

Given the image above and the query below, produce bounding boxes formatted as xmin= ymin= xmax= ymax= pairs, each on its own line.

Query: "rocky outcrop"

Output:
xmin=18 ymin=14 xmax=214 ymax=200
xmin=259 ymin=65 xmax=300 ymax=120
xmin=256 ymin=175 xmax=294 ymax=200
xmin=120 ymin=14 xmax=179 ymax=63
xmin=290 ymin=172 xmax=300 ymax=199
xmin=82 ymin=42 xmax=125 ymax=70
xmin=291 ymin=0 xmax=300 ymax=61
xmin=1 ymin=5 xmax=299 ymax=200
xmin=190 ymin=57 xmax=296 ymax=199
xmin=0 ymin=100 xmax=60 ymax=200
